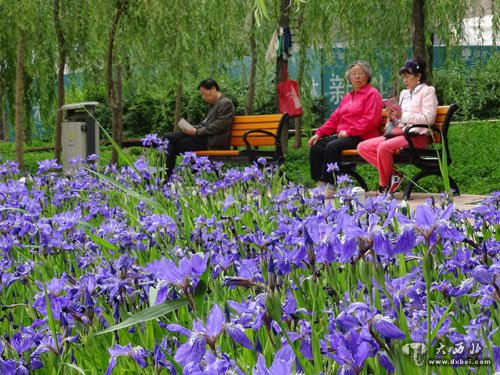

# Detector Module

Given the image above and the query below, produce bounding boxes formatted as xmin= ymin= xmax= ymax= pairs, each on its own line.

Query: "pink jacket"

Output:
xmin=315 ymin=84 xmax=383 ymax=140
xmin=399 ymin=84 xmax=438 ymax=135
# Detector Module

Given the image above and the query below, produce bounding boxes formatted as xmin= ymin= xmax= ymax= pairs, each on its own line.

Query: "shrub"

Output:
xmin=434 ymin=51 xmax=500 ymax=120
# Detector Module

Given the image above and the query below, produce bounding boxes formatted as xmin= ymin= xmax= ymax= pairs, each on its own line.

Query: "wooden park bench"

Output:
xmin=192 ymin=113 xmax=289 ymax=164
xmin=121 ymin=113 xmax=289 ymax=165
xmin=338 ymin=104 xmax=459 ymax=199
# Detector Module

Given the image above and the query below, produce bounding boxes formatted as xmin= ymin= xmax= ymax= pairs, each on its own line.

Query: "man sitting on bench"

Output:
xmin=164 ymin=78 xmax=235 ymax=177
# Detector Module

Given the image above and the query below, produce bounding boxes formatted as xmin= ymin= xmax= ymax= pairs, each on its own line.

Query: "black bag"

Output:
xmin=384 ymin=121 xmax=404 ymax=139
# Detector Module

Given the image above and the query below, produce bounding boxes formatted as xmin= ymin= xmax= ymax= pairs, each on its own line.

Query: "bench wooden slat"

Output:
xmin=232 ymin=114 xmax=283 ymax=124
xmin=195 ymin=150 xmax=241 ymax=156
xmin=230 ymin=126 xmax=280 ymax=137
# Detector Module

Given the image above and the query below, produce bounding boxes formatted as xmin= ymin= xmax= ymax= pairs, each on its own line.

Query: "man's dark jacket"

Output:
xmin=195 ymin=95 xmax=235 ymax=149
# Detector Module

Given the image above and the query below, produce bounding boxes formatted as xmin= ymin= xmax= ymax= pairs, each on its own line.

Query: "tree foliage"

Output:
xmin=0 ymin=0 xmax=498 ymax=164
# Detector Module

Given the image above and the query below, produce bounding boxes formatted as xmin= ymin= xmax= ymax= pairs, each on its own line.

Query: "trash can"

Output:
xmin=61 ymin=102 xmax=99 ymax=172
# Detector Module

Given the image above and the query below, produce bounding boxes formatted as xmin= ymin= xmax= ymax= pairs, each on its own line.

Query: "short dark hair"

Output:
xmin=399 ymin=57 xmax=428 ymax=83
xmin=198 ymin=78 xmax=219 ymax=91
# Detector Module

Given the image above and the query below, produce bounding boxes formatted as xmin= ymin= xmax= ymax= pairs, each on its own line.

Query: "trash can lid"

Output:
xmin=61 ymin=102 xmax=99 ymax=111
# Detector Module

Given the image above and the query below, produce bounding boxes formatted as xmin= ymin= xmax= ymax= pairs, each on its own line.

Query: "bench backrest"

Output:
xmin=378 ymin=105 xmax=455 ymax=145
xmin=229 ymin=114 xmax=286 ymax=147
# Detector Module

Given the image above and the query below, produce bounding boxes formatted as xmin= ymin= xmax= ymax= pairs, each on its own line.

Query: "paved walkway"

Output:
xmin=366 ymin=192 xmax=487 ymax=211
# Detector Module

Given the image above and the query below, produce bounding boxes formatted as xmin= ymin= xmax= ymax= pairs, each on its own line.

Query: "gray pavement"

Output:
xmin=367 ymin=191 xmax=488 ymax=211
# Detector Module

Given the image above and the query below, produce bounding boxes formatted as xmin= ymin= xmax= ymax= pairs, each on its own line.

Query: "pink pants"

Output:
xmin=357 ymin=135 xmax=428 ymax=187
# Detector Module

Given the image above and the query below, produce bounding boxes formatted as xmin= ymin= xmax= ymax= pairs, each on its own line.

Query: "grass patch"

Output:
xmin=1 ymin=120 xmax=498 ymax=195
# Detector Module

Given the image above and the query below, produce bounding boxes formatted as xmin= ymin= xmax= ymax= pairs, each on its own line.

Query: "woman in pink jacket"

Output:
xmin=308 ymin=61 xmax=383 ymax=198
xmin=357 ymin=58 xmax=438 ymax=195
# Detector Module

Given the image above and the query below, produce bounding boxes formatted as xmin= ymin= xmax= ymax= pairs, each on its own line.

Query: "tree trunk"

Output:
xmin=15 ymin=30 xmax=25 ymax=170
xmin=427 ymin=32 xmax=434 ymax=84
xmin=244 ymin=13 xmax=257 ymax=116
xmin=0 ymin=81 xmax=6 ymax=140
xmin=411 ymin=0 xmax=426 ymax=61
xmin=276 ymin=0 xmax=291 ymax=154
xmin=54 ymin=0 xmax=66 ymax=162
xmin=111 ymin=64 xmax=123 ymax=161
xmin=174 ymin=81 xmax=182 ymax=131
xmin=106 ymin=0 xmax=127 ymax=164
xmin=0 ymin=101 xmax=6 ymax=141
xmin=293 ymin=9 xmax=305 ymax=149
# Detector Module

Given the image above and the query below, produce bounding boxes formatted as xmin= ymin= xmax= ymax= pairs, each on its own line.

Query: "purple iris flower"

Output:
xmin=139 ymin=213 xmax=178 ymax=243
xmin=372 ymin=315 xmax=406 ymax=340
xmin=378 ymin=352 xmax=395 ymax=373
xmin=104 ymin=344 xmax=150 ymax=375
xmin=11 ymin=331 xmax=35 ymax=354
xmin=256 ymin=157 xmax=267 ymax=167
xmin=471 ymin=265 xmax=494 ymax=285
xmin=343 ymin=213 xmax=393 ymax=258
xmin=321 ymin=331 xmax=372 ymax=373
xmin=132 ymin=157 xmax=152 ymax=179
xmin=303 ymin=218 xmax=338 ymax=264
xmin=327 ymin=162 xmax=339 ymax=173
xmin=447 ymin=278 xmax=476 ymax=297
xmin=252 ymin=345 xmax=295 ymax=375
xmin=493 ymin=346 xmax=500 ymax=371
xmin=396 ymin=204 xmax=464 ymax=247
xmin=68 ymin=156 xmax=85 ymax=168
xmin=287 ymin=320 xmax=313 ymax=360
xmin=227 ymin=294 xmax=267 ymax=330
xmin=36 ymin=159 xmax=62 ymax=174
xmin=146 ymin=253 xmax=206 ymax=293
xmin=167 ymin=304 xmax=253 ymax=366
xmin=142 ymin=133 xmax=169 ymax=152
xmin=336 ymin=302 xmax=373 ymax=332
xmin=0 ymin=359 xmax=29 ymax=375
xmin=470 ymin=284 xmax=498 ymax=306
xmin=183 ymin=349 xmax=245 ymax=374
xmin=0 ymin=160 xmax=20 ymax=176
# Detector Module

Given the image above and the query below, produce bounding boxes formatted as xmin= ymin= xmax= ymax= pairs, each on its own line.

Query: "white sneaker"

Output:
xmin=317 ymin=181 xmax=327 ymax=189
xmin=324 ymin=183 xmax=336 ymax=199
xmin=388 ymin=171 xmax=404 ymax=194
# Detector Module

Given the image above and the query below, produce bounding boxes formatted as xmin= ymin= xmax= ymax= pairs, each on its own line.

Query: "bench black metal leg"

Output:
xmin=449 ymin=176 xmax=460 ymax=196
xmin=403 ymin=170 xmax=460 ymax=200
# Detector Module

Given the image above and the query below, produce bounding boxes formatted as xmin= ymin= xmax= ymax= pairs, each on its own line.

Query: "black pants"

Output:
xmin=310 ymin=135 xmax=362 ymax=184
xmin=164 ymin=132 xmax=208 ymax=175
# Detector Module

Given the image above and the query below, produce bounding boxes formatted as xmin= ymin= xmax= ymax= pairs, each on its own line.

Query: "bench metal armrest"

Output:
xmin=403 ymin=124 xmax=441 ymax=148
xmin=242 ymin=129 xmax=277 ymax=149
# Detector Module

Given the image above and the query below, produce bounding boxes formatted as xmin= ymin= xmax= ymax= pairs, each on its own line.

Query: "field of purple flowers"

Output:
xmin=0 ymin=138 xmax=498 ymax=374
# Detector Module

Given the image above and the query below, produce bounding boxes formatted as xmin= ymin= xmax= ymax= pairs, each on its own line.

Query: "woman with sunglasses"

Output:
xmin=357 ymin=57 xmax=438 ymax=195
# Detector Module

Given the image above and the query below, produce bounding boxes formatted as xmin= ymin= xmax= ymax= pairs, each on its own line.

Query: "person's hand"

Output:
xmin=387 ymin=107 xmax=402 ymax=121
xmin=307 ymin=134 xmax=320 ymax=148
xmin=338 ymin=130 xmax=347 ymax=138
xmin=183 ymin=126 xmax=197 ymax=136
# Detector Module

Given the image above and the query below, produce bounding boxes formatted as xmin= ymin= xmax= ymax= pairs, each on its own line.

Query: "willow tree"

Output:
xmin=53 ymin=0 xmax=66 ymax=162
xmin=1 ymin=0 xmax=56 ymax=169
xmin=125 ymin=0 xmax=254 ymax=123
xmin=0 ymin=2 xmax=17 ymax=142
xmin=106 ymin=0 xmax=128 ymax=164
xmin=251 ymin=0 xmax=494 ymax=147
xmin=14 ymin=29 xmax=26 ymax=170
xmin=51 ymin=0 xmax=113 ymax=161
